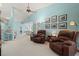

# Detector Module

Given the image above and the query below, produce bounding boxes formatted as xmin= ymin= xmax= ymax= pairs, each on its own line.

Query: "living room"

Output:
xmin=0 ymin=3 xmax=79 ymax=56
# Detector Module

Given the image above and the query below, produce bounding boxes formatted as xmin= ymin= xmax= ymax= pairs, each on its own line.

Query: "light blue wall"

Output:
xmin=25 ymin=3 xmax=79 ymax=32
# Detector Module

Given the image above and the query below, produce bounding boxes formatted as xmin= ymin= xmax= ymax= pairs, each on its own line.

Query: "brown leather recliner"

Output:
xmin=30 ymin=30 xmax=46 ymax=44
xmin=49 ymin=30 xmax=77 ymax=56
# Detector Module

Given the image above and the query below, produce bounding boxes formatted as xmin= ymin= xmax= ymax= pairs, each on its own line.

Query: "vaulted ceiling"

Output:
xmin=0 ymin=3 xmax=52 ymax=22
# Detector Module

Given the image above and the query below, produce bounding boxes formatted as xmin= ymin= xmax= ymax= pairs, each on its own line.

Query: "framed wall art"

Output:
xmin=50 ymin=15 xmax=57 ymax=23
xmin=45 ymin=14 xmax=67 ymax=29
xmin=45 ymin=18 xmax=50 ymax=23
xmin=45 ymin=24 xmax=50 ymax=29
xmin=58 ymin=22 xmax=67 ymax=29
xmin=51 ymin=23 xmax=57 ymax=29
xmin=58 ymin=14 xmax=67 ymax=22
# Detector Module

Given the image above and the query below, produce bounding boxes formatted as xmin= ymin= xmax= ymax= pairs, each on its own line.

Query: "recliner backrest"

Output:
xmin=37 ymin=30 xmax=46 ymax=35
xmin=58 ymin=30 xmax=75 ymax=41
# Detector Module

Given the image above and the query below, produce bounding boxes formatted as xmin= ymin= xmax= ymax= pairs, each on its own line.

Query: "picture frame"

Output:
xmin=51 ymin=23 xmax=57 ymax=29
xmin=58 ymin=14 xmax=67 ymax=22
xmin=45 ymin=24 xmax=50 ymax=29
xmin=50 ymin=15 xmax=57 ymax=22
xmin=58 ymin=22 xmax=67 ymax=29
xmin=45 ymin=18 xmax=50 ymax=23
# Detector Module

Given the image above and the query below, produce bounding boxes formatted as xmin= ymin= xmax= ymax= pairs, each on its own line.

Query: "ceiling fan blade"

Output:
xmin=13 ymin=7 xmax=27 ymax=14
xmin=31 ymin=10 xmax=37 ymax=13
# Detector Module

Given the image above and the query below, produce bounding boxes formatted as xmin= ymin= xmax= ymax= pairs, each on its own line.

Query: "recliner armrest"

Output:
xmin=64 ymin=40 xmax=76 ymax=46
xmin=49 ymin=36 xmax=58 ymax=42
xmin=62 ymin=41 xmax=76 ymax=56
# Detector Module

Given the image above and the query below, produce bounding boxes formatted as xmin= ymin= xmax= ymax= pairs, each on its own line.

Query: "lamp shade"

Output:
xmin=70 ymin=21 xmax=76 ymax=26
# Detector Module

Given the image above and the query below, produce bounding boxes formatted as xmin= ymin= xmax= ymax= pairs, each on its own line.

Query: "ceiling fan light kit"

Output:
xmin=26 ymin=8 xmax=31 ymax=13
xmin=26 ymin=3 xmax=32 ymax=13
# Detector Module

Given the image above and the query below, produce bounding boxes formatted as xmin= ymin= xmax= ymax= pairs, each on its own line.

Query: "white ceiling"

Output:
xmin=0 ymin=3 xmax=52 ymax=22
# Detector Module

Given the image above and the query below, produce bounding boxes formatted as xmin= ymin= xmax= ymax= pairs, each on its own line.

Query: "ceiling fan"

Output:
xmin=12 ymin=3 xmax=36 ymax=15
xmin=26 ymin=3 xmax=36 ymax=13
